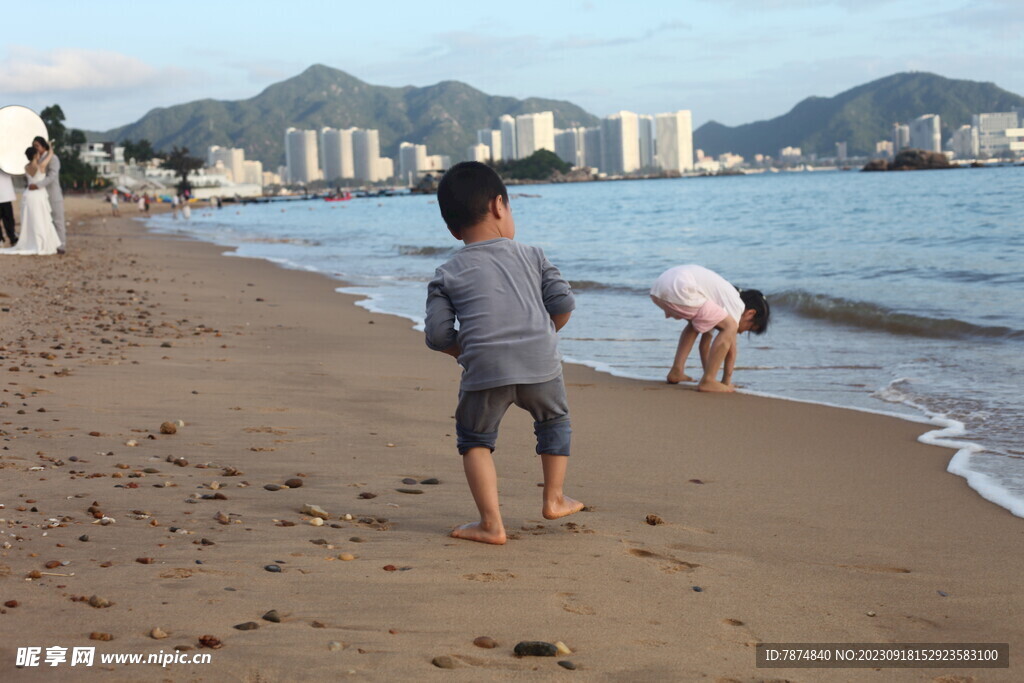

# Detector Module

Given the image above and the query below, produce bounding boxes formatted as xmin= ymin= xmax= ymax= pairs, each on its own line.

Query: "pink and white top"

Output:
xmin=650 ymin=264 xmax=744 ymax=333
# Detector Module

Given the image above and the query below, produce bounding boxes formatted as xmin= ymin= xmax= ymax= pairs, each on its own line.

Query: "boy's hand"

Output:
xmin=440 ymin=344 xmax=461 ymax=358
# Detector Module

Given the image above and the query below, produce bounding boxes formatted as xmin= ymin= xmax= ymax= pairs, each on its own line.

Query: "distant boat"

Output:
xmin=324 ymin=191 xmax=352 ymax=202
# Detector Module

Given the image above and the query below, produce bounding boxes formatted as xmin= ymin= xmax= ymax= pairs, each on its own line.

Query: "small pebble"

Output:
xmin=349 ymin=537 xmax=365 ymax=543
xmin=328 ymin=641 xmax=343 ymax=651
xmin=136 ymin=557 xmax=155 ymax=564
xmin=692 ymin=586 xmax=703 ymax=592
xmin=420 ymin=478 xmax=440 ymax=485
xmin=432 ymin=655 xmax=455 ymax=669
xmin=382 ymin=565 xmax=397 ymax=572
xmin=937 ymin=590 xmax=949 ymax=597
xmin=301 ymin=503 xmax=329 ymax=519
xmin=396 ymin=488 xmax=423 ymax=495
xmin=555 ymin=641 xmax=572 ymax=655
xmin=4 ymin=600 xmax=18 ymax=608
xmin=198 ymin=635 xmax=222 ymax=649
xmin=358 ymin=492 xmax=376 ymax=499
xmin=866 ymin=611 xmax=876 ymax=617
xmin=558 ymin=660 xmax=576 ymax=670
xmin=150 ymin=628 xmax=169 ymax=639
xmin=45 ymin=560 xmax=61 ymax=569
xmin=89 ymin=632 xmax=113 ymax=641
xmin=160 ymin=422 xmax=177 ymax=435
xmin=309 ymin=518 xmax=324 ymax=527
xmin=264 ymin=565 xmax=282 ymax=573
xmin=284 ymin=478 xmax=303 ymax=488
xmin=514 ymin=641 xmax=558 ymax=657
xmin=264 ymin=484 xmax=281 ymax=491
xmin=473 ymin=636 xmax=497 ymax=649
xmin=338 ymin=553 xmax=356 ymax=561
xmin=401 ymin=478 xmax=417 ymax=485
xmin=234 ymin=622 xmax=259 ymax=631
xmin=311 ymin=621 xmax=326 ymax=628
xmin=262 ymin=610 xmax=281 ymax=623
xmin=645 ymin=514 xmax=664 ymax=526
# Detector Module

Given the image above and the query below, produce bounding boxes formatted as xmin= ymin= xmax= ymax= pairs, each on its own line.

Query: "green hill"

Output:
xmin=693 ymin=72 xmax=1024 ymax=158
xmin=98 ymin=64 xmax=598 ymax=168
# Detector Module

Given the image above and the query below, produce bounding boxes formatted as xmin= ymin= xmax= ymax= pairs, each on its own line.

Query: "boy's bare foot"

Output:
xmin=666 ymin=369 xmax=694 ymax=384
xmin=450 ymin=521 xmax=507 ymax=545
xmin=697 ymin=378 xmax=735 ymax=393
xmin=543 ymin=495 xmax=585 ymax=520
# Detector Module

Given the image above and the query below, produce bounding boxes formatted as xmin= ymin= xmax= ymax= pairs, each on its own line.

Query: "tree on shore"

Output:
xmin=123 ymin=139 xmax=157 ymax=163
xmin=40 ymin=104 xmax=99 ymax=190
xmin=161 ymin=146 xmax=204 ymax=195
xmin=491 ymin=149 xmax=571 ymax=181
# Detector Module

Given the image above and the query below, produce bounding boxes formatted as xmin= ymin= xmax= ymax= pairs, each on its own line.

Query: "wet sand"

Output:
xmin=1 ymin=196 xmax=1021 ymax=681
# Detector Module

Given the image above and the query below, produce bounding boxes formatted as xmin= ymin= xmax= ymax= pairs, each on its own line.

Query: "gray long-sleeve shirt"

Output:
xmin=425 ymin=238 xmax=575 ymax=392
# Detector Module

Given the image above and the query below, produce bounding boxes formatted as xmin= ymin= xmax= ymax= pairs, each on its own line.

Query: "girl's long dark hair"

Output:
xmin=738 ymin=288 xmax=770 ymax=334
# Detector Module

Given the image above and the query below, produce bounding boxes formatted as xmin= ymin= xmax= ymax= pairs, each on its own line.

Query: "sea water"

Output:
xmin=147 ymin=166 xmax=1024 ymax=517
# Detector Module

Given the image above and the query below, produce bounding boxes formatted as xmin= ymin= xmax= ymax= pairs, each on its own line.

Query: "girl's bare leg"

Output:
xmin=698 ymin=329 xmax=736 ymax=393
xmin=668 ymin=323 xmax=698 ymax=383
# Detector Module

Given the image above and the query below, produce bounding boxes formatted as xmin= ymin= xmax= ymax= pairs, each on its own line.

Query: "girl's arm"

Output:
xmin=37 ymin=151 xmax=52 ymax=172
xmin=25 ymin=160 xmax=38 ymax=176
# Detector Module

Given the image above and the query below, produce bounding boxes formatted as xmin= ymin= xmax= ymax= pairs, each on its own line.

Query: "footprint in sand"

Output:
xmin=462 ymin=571 xmax=516 ymax=582
xmin=558 ymin=592 xmax=596 ymax=616
xmin=835 ymin=564 xmax=911 ymax=574
xmin=627 ymin=547 xmax=700 ymax=574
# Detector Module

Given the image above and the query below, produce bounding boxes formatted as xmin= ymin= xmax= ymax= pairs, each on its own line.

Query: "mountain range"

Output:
xmin=96 ymin=67 xmax=1024 ymax=167
xmin=100 ymin=65 xmax=597 ymax=169
xmin=693 ymin=72 xmax=1024 ymax=158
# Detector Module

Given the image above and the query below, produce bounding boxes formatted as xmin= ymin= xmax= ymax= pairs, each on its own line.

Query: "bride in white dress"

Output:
xmin=0 ymin=146 xmax=61 ymax=256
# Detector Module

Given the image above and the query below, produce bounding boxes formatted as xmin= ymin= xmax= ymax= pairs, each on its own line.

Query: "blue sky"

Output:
xmin=2 ymin=0 xmax=1022 ymax=131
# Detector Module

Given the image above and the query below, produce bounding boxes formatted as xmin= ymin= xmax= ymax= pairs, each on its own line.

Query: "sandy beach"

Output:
xmin=0 ymin=196 xmax=1021 ymax=682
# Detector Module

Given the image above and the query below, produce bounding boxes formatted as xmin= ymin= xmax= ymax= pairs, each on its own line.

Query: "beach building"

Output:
xmin=600 ymin=111 xmax=640 ymax=175
xmin=285 ymin=128 xmax=320 ymax=184
xmin=377 ymin=157 xmax=394 ymax=181
xmin=949 ymin=125 xmax=979 ymax=159
xmin=875 ymin=140 xmax=894 ymax=158
xmin=892 ymin=123 xmax=910 ymax=151
xmin=779 ymin=146 xmax=802 ymax=163
xmin=515 ymin=111 xmax=555 ymax=159
xmin=499 ymin=115 xmax=517 ymax=161
xmin=554 ymin=127 xmax=586 ymax=167
xmin=972 ymin=112 xmax=1024 ymax=158
xmin=321 ymin=127 xmax=356 ymax=182
xmin=242 ymin=160 xmax=263 ymax=186
xmin=583 ymin=127 xmax=602 ymax=172
xmin=476 ymin=129 xmax=502 ymax=162
xmin=468 ymin=144 xmax=490 ymax=163
xmin=909 ymin=114 xmax=941 ymax=153
xmin=263 ymin=170 xmax=282 ymax=186
xmin=207 ymin=146 xmax=245 ymax=183
xmin=654 ymin=110 xmax=694 ymax=173
xmin=353 ymin=129 xmax=383 ymax=182
xmin=638 ymin=115 xmax=655 ymax=169
xmin=398 ymin=142 xmax=428 ymax=185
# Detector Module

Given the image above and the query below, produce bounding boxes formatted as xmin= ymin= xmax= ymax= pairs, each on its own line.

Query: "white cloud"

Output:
xmin=0 ymin=47 xmax=183 ymax=94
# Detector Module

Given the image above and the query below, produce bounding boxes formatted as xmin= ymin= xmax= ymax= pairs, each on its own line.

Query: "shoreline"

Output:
xmin=144 ymin=211 xmax=1014 ymax=521
xmin=1 ymin=196 xmax=1021 ymax=681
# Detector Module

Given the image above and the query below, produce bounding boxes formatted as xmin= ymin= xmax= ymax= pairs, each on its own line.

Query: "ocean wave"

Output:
xmin=569 ymin=280 xmax=647 ymax=294
xmin=772 ymin=290 xmax=1024 ymax=341
xmin=396 ymin=245 xmax=455 ymax=256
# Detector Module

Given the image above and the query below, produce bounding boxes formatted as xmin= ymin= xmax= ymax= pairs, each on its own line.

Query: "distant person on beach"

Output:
xmin=27 ymin=137 xmax=65 ymax=254
xmin=425 ymin=161 xmax=583 ymax=545
xmin=181 ymin=198 xmax=191 ymax=220
xmin=650 ymin=264 xmax=770 ymax=393
xmin=171 ymin=194 xmax=180 ymax=219
xmin=109 ymin=189 xmax=120 ymax=216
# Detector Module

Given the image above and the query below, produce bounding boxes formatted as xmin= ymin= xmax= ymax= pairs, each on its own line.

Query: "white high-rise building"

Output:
xmin=376 ymin=157 xmax=394 ymax=181
xmin=638 ymin=115 xmax=655 ymax=169
xmin=476 ymin=129 xmax=502 ymax=162
xmin=207 ymin=146 xmax=245 ymax=183
xmin=242 ymin=160 xmax=263 ymax=186
xmin=499 ymin=115 xmax=517 ymax=161
xmin=893 ymin=123 xmax=911 ymax=151
xmin=554 ymin=127 xmax=586 ymax=167
xmin=285 ymin=128 xmax=320 ymax=184
xmin=583 ymin=127 xmax=602 ymax=171
xmin=973 ymin=112 xmax=1023 ymax=158
xmin=600 ymin=111 xmax=640 ymax=175
xmin=468 ymin=144 xmax=490 ymax=163
xmin=909 ymin=114 xmax=941 ymax=152
xmin=398 ymin=142 xmax=428 ymax=184
xmin=949 ymin=125 xmax=978 ymax=159
xmin=321 ymin=127 xmax=355 ymax=181
xmin=353 ymin=129 xmax=382 ymax=182
xmin=515 ymin=111 xmax=555 ymax=159
xmin=654 ymin=111 xmax=693 ymax=172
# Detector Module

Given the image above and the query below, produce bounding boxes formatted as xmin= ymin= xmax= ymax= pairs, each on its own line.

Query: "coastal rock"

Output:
xmin=645 ymin=514 xmax=665 ymax=526
xmin=432 ymin=655 xmax=456 ymax=669
xmin=301 ymin=503 xmax=329 ymax=519
xmin=262 ymin=610 xmax=281 ymax=623
xmin=514 ymin=641 xmax=558 ymax=657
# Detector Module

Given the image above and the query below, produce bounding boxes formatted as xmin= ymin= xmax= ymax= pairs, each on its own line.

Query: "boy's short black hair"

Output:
xmin=437 ymin=161 xmax=508 ymax=235
xmin=738 ymin=288 xmax=770 ymax=334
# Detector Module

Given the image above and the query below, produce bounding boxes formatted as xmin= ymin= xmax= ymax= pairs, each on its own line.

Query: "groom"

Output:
xmin=27 ymin=137 xmax=66 ymax=254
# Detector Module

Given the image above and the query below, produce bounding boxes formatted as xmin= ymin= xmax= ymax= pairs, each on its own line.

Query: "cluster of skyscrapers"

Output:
xmin=207 ymin=146 xmax=265 ymax=186
xmin=286 ymin=127 xmax=396 ymax=185
xmin=880 ymin=109 xmax=1024 ymax=159
xmin=469 ymin=110 xmax=694 ymax=176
